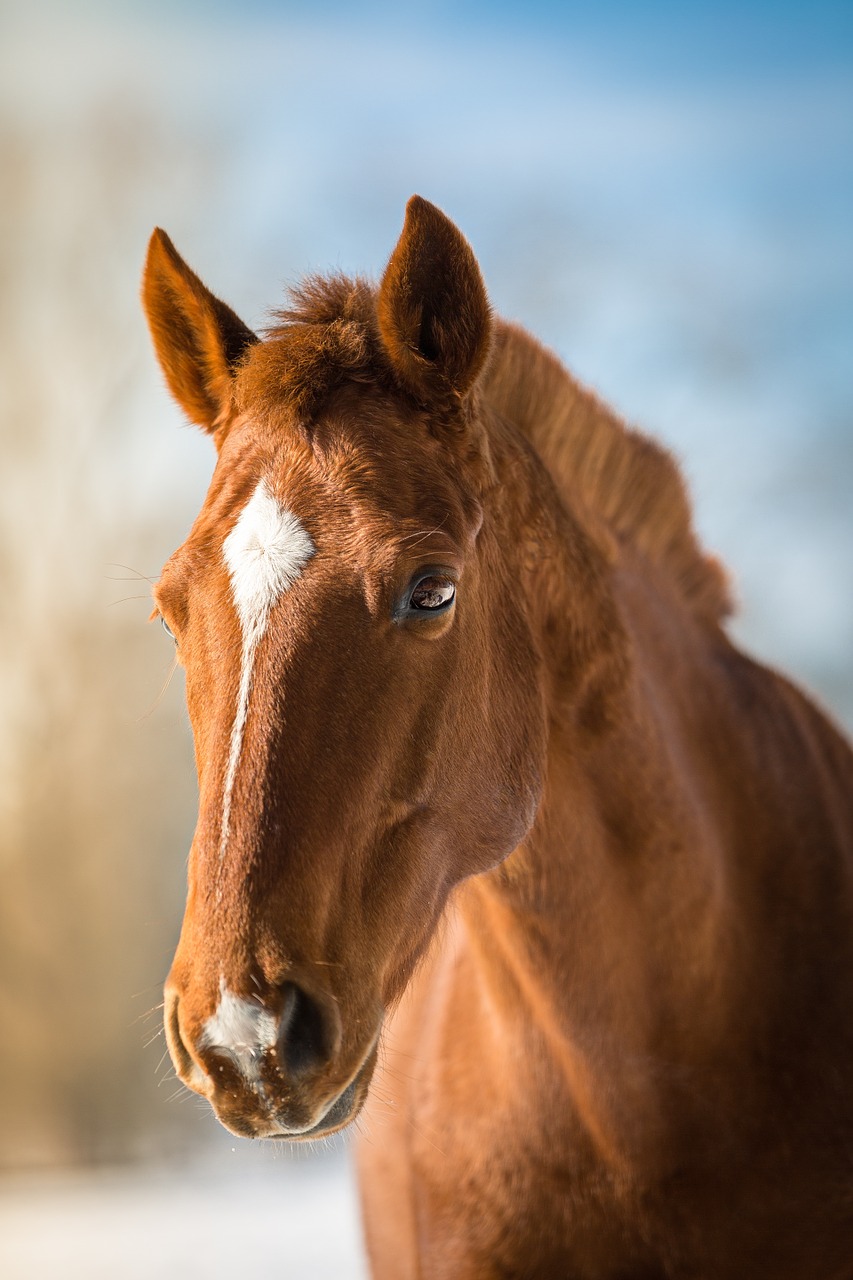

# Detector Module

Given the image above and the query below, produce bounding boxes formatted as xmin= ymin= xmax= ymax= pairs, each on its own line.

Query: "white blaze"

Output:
xmin=219 ymin=479 xmax=315 ymax=862
xmin=200 ymin=977 xmax=279 ymax=1088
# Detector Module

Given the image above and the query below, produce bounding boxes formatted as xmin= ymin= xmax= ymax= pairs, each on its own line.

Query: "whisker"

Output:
xmin=130 ymin=999 xmax=164 ymax=1025
xmin=131 ymin=986 xmax=166 ymax=1001
xmin=396 ymin=516 xmax=449 ymax=552
xmin=407 ymin=551 xmax=455 ymax=568
xmin=105 ymin=563 xmax=157 ymax=584
xmin=138 ymin=654 xmax=180 ymax=723
xmin=108 ymin=593 xmax=153 ymax=608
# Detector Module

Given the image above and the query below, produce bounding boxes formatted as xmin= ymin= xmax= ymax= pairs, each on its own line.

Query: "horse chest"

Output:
xmin=358 ymin=945 xmax=662 ymax=1278
xmin=360 ymin=1075 xmax=853 ymax=1280
xmin=358 ymin=941 xmax=853 ymax=1280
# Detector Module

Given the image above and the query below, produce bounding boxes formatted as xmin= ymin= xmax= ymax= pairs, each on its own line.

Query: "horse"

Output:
xmin=143 ymin=197 xmax=853 ymax=1279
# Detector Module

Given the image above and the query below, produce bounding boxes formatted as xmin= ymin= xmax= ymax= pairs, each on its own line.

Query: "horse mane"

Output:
xmin=252 ymin=276 xmax=732 ymax=624
xmin=480 ymin=321 xmax=733 ymax=623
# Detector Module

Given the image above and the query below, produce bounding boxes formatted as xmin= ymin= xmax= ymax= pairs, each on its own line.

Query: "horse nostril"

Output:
xmin=277 ymin=982 xmax=331 ymax=1078
xmin=165 ymin=989 xmax=196 ymax=1081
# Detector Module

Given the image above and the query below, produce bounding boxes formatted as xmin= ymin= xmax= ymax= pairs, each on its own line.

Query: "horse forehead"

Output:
xmin=220 ymin=396 xmax=469 ymax=536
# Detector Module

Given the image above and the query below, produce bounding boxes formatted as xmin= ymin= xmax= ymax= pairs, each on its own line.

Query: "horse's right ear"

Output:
xmin=377 ymin=196 xmax=491 ymax=404
xmin=142 ymin=229 xmax=258 ymax=434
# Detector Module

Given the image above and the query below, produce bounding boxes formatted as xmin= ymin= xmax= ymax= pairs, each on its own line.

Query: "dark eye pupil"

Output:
xmin=410 ymin=577 xmax=455 ymax=610
xmin=161 ymin=615 xmax=176 ymax=642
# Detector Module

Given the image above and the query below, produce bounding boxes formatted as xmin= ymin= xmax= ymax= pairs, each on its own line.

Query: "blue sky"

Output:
xmin=3 ymin=0 xmax=852 ymax=717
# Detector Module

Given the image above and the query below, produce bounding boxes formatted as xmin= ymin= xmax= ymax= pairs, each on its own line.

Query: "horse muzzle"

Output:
xmin=164 ymin=978 xmax=381 ymax=1140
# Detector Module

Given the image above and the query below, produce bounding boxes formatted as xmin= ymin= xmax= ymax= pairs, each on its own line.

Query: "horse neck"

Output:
xmin=449 ymin=388 xmax=853 ymax=1175
xmin=456 ymin=419 xmax=758 ymax=1154
xmin=485 ymin=546 xmax=732 ymax=971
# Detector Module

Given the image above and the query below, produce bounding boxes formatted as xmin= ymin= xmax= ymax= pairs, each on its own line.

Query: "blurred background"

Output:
xmin=0 ymin=0 xmax=850 ymax=1275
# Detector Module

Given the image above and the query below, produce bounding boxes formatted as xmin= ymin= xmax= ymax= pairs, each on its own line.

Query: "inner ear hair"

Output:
xmin=142 ymin=228 xmax=258 ymax=433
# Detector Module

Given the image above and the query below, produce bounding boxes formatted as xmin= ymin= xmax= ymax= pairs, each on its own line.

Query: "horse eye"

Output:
xmin=410 ymin=576 xmax=456 ymax=611
xmin=160 ymin=615 xmax=177 ymax=642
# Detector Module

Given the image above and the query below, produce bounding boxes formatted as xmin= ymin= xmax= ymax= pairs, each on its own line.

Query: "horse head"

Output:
xmin=144 ymin=198 xmax=547 ymax=1139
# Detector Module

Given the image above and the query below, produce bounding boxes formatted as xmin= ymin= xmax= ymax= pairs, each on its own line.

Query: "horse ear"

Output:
xmin=142 ymin=229 xmax=258 ymax=433
xmin=377 ymin=196 xmax=491 ymax=403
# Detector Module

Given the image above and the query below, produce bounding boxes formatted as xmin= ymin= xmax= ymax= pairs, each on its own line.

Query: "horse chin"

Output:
xmin=270 ymin=1077 xmax=363 ymax=1143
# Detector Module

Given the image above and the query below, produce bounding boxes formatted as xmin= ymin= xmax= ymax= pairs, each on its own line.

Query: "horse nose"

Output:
xmin=277 ymin=981 xmax=340 ymax=1078
xmin=165 ymin=978 xmax=342 ymax=1098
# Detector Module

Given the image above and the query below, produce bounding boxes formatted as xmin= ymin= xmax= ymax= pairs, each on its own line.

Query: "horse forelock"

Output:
xmin=234 ymin=274 xmax=388 ymax=422
xmin=233 ymin=272 xmax=481 ymax=438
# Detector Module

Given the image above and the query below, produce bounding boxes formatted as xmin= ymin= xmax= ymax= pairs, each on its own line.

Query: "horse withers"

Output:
xmin=143 ymin=197 xmax=853 ymax=1279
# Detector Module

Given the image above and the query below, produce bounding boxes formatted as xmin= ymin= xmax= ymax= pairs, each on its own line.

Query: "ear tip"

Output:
xmin=402 ymin=199 xmax=483 ymax=278
xmin=404 ymin=195 xmax=450 ymax=234
xmin=145 ymin=227 xmax=180 ymax=275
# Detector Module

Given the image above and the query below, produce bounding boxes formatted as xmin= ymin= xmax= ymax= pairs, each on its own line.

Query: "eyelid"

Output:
xmin=405 ymin=564 xmax=459 ymax=590
xmin=152 ymin=608 xmax=178 ymax=643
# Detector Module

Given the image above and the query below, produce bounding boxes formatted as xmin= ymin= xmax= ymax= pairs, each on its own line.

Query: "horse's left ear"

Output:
xmin=377 ymin=196 xmax=491 ymax=403
xmin=142 ymin=228 xmax=258 ymax=435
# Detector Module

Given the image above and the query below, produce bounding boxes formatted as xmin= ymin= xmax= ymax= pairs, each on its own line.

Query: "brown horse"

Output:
xmin=143 ymin=197 xmax=853 ymax=1279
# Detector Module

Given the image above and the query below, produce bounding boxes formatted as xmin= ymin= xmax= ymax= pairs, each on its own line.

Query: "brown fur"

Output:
xmin=143 ymin=197 xmax=853 ymax=1279
xmin=480 ymin=322 xmax=733 ymax=623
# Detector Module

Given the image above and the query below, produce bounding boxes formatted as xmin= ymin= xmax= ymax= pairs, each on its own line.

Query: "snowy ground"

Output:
xmin=0 ymin=1144 xmax=368 ymax=1280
